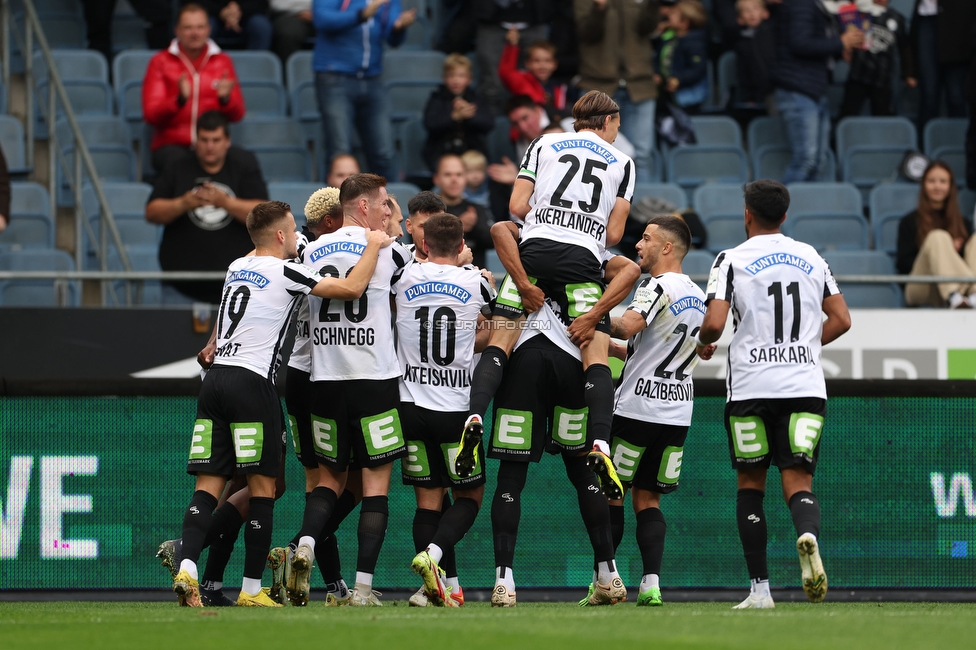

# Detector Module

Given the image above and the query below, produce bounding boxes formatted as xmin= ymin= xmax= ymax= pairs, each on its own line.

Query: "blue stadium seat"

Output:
xmin=667 ymin=146 xmax=750 ymax=203
xmin=0 ymin=182 xmax=54 ymax=251
xmin=787 ymin=182 xmax=862 ymax=217
xmin=0 ymin=115 xmax=31 ymax=174
xmin=0 ymin=248 xmax=78 ymax=306
xmin=484 ymin=249 xmax=506 ymax=279
xmin=823 ymin=250 xmax=901 ymax=308
xmin=111 ymin=12 xmax=148 ymax=52
xmin=268 ymin=182 xmax=323 ymax=226
xmin=387 ymin=80 xmax=442 ymax=123
xmin=80 ymin=182 xmax=159 ymax=266
xmin=386 ymin=182 xmax=423 ymax=208
xmin=113 ymin=49 xmax=157 ymax=144
xmin=252 ymin=149 xmax=313 ymax=183
xmin=633 ymin=182 xmax=687 ymax=210
xmin=239 ymin=81 xmax=289 ymax=116
xmin=381 ymin=50 xmax=445 ymax=83
xmin=401 ymin=14 xmax=432 ymax=50
xmin=31 ymin=50 xmax=113 ymax=136
xmin=924 ymin=118 xmax=967 ymax=157
xmin=784 ymin=213 xmax=871 ymax=251
xmin=682 ymin=249 xmax=716 ymax=291
xmin=227 ymin=51 xmax=283 ymax=84
xmin=746 ymin=116 xmax=787 ymax=153
xmin=233 ymin=120 xmax=311 ymax=181
xmin=960 ymin=188 xmax=976 ymax=219
xmin=753 ymin=146 xmax=837 ymax=182
xmin=689 ymin=115 xmax=742 ymax=147
xmin=931 ymin=146 xmax=966 ymax=185
xmin=232 ymin=117 xmax=306 ymax=149
xmin=395 ymin=117 xmax=432 ymax=181
xmin=843 ymin=149 xmax=913 ymax=202
xmin=286 ymin=51 xmax=314 ymax=94
xmin=869 ymin=183 xmax=918 ymax=255
xmin=693 ymin=183 xmax=747 ymax=253
xmin=715 ymin=50 xmax=736 ymax=108
xmin=55 ymin=116 xmax=138 ymax=206
xmin=836 ymin=116 xmax=917 ymax=157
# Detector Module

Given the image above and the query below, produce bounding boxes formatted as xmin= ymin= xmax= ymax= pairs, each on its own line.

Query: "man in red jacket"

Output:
xmin=143 ymin=3 xmax=246 ymax=174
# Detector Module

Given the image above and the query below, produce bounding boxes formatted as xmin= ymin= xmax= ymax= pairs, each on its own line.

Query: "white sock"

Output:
xmin=427 ymin=543 xmax=444 ymax=564
xmin=241 ymin=577 xmax=262 ymax=596
xmin=445 ymin=576 xmax=460 ymax=590
xmin=592 ymin=570 xmax=598 ymax=584
xmin=495 ymin=566 xmax=515 ymax=592
xmin=465 ymin=413 xmax=482 ymax=425
xmin=355 ymin=572 xmax=373 ymax=589
xmin=179 ymin=559 xmax=198 ymax=580
xmin=640 ymin=574 xmax=659 ymax=592
xmin=750 ymin=578 xmax=771 ymax=598
xmin=298 ymin=535 xmax=316 ymax=553
xmin=597 ymin=560 xmax=618 ymax=584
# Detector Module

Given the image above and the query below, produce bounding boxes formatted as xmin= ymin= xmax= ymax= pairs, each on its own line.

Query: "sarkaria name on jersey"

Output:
xmin=668 ymin=296 xmax=705 ymax=316
xmin=535 ymin=207 xmax=606 ymax=241
xmin=308 ymin=241 xmax=366 ymax=263
xmin=404 ymin=282 xmax=471 ymax=303
xmin=749 ymin=345 xmax=815 ymax=364
xmin=227 ymin=270 xmax=270 ymax=287
xmin=402 ymin=365 xmax=472 ymax=387
xmin=633 ymin=378 xmax=694 ymax=402
xmin=745 ymin=253 xmax=813 ymax=275
xmin=550 ymin=139 xmax=618 ymax=164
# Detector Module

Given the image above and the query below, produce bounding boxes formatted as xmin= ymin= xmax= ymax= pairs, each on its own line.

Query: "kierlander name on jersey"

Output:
xmin=212 ymin=255 xmax=323 ymax=381
xmin=706 ymin=233 xmax=841 ymax=401
xmin=302 ymin=225 xmax=410 ymax=382
xmin=394 ymin=261 xmax=496 ymax=412
xmin=615 ymin=273 xmax=706 ymax=427
xmin=517 ymin=130 xmax=635 ymax=264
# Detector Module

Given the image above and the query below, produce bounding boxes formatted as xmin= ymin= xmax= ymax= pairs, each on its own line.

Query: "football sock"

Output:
xmin=356 ymin=496 xmax=389 ymax=575
xmin=737 ymin=489 xmax=769 ymax=581
xmin=639 ymin=574 xmax=660 ymax=592
xmin=788 ymin=491 xmax=821 ymax=538
xmin=315 ymin=534 xmax=342 ymax=584
xmin=469 ymin=346 xmax=508 ymax=417
xmin=751 ymin=577 xmax=771 ymax=598
xmin=178 ymin=559 xmax=199 ymax=580
xmin=582 ymin=364 xmax=614 ymax=444
xmin=635 ymin=507 xmax=667 ymax=577
xmin=297 ymin=486 xmax=338 ymax=550
xmin=355 ymin=572 xmax=373 ymax=590
xmin=201 ymin=501 xmax=244 ymax=584
xmin=242 ymin=497 xmax=274 ymax=580
xmin=564 ymin=454 xmax=614 ymax=564
xmin=199 ymin=579 xmax=221 ymax=591
xmin=412 ymin=508 xmax=441 ymax=553
xmin=495 ymin=566 xmax=515 ymax=592
xmin=609 ymin=503 xmax=625 ymax=551
xmin=431 ymin=497 xmax=480 ymax=556
xmin=241 ymin=577 xmax=262 ymax=596
xmin=492 ymin=461 xmax=528 ymax=569
xmin=439 ymin=492 xmax=458 ymax=578
xmin=288 ymin=492 xmax=311 ymax=550
xmin=180 ymin=490 xmax=218 ymax=566
xmin=596 ymin=560 xmax=618 ymax=583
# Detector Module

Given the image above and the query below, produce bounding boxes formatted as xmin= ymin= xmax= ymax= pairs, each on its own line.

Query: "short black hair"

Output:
xmin=647 ymin=214 xmax=692 ymax=257
xmin=422 ymin=213 xmax=463 ymax=257
xmin=504 ymin=94 xmax=538 ymax=116
xmin=246 ymin=200 xmax=291 ymax=244
xmin=743 ymin=180 xmax=790 ymax=227
xmin=197 ymin=110 xmax=230 ymax=137
xmin=407 ymin=191 xmax=446 ymax=218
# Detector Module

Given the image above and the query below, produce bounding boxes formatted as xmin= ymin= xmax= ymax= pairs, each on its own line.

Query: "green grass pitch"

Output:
xmin=3 ymin=601 xmax=976 ymax=649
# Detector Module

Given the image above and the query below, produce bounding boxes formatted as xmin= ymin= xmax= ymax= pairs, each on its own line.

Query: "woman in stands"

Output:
xmin=896 ymin=160 xmax=976 ymax=308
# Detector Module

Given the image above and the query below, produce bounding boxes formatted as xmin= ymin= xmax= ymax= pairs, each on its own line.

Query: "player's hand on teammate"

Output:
xmin=696 ymin=342 xmax=717 ymax=361
xmin=459 ymin=244 xmax=474 ymax=266
xmin=480 ymin=267 xmax=496 ymax=290
xmin=567 ymin=311 xmax=599 ymax=347
xmin=518 ymin=281 xmax=545 ymax=313
xmin=608 ymin=339 xmax=627 ymax=361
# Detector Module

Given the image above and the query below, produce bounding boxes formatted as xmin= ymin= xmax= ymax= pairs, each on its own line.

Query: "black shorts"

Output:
xmin=488 ymin=335 xmax=590 ymax=463
xmin=724 ymin=397 xmax=827 ymax=475
xmin=309 ymin=377 xmax=406 ymax=471
xmin=285 ymin=367 xmax=318 ymax=469
xmin=188 ymin=365 xmax=286 ymax=478
xmin=492 ymin=239 xmax=610 ymax=334
xmin=610 ymin=415 xmax=688 ymax=494
xmin=400 ymin=403 xmax=486 ymax=488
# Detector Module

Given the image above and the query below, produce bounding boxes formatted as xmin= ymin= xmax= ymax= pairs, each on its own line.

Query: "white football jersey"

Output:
xmin=212 ymin=255 xmax=322 ymax=380
xmin=615 ymin=273 xmax=706 ymax=426
xmin=394 ymin=261 xmax=496 ymax=411
xmin=302 ymin=226 xmax=411 ymax=381
xmin=518 ymin=130 xmax=636 ymax=264
xmin=706 ymin=234 xmax=841 ymax=401
xmin=287 ymin=229 xmax=314 ymax=374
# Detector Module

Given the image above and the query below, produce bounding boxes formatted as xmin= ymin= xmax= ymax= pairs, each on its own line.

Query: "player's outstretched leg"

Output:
xmin=733 ymin=488 xmax=775 ymax=609
xmin=491 ymin=461 xmax=528 ymax=607
xmin=156 ymin=539 xmax=181 ymax=581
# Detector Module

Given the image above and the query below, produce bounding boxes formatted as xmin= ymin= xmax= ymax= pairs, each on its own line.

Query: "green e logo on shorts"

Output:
xmin=657 ymin=446 xmax=684 ymax=486
xmin=363 ymin=409 xmax=404 ymax=457
xmin=552 ymin=406 xmax=588 ymax=446
xmin=495 ymin=274 xmax=538 ymax=310
xmin=287 ymin=414 xmax=301 ymax=455
xmin=442 ymin=443 xmax=482 ymax=481
xmin=189 ymin=419 xmax=213 ymax=460
xmin=493 ymin=408 xmax=532 ymax=450
xmin=402 ymin=441 xmax=431 ymax=478
xmin=789 ymin=412 xmax=823 ymax=458
xmin=231 ymin=422 xmax=264 ymax=464
xmin=311 ymin=415 xmax=338 ymax=459
xmin=729 ymin=416 xmax=768 ymax=460
xmin=566 ymin=282 xmax=603 ymax=318
xmin=611 ymin=439 xmax=645 ymax=483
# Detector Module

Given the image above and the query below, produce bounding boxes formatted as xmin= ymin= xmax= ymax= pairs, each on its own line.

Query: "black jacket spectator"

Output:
xmin=734 ymin=18 xmax=775 ymax=104
xmin=423 ymin=85 xmax=494 ymax=172
xmin=668 ymin=28 xmax=709 ymax=109
xmin=771 ymin=0 xmax=843 ymax=100
xmin=910 ymin=0 xmax=976 ymax=67
xmin=847 ymin=7 xmax=913 ymax=90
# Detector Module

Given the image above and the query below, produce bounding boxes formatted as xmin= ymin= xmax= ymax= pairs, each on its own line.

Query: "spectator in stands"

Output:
xmin=498 ymin=30 xmax=578 ymax=114
xmin=840 ymin=0 xmax=915 ymax=118
xmin=423 ymin=53 xmax=495 ymax=172
xmin=270 ymin=0 xmax=314 ymax=62
xmin=326 ymin=153 xmax=361 ymax=189
xmin=434 ymin=154 xmax=494 ymax=268
xmin=313 ymin=0 xmax=416 ymax=182
xmin=654 ymin=0 xmax=710 ymax=114
xmin=200 ymin=0 xmax=274 ymax=51
xmin=897 ymin=160 xmax=976 ymax=308
xmin=143 ymin=3 xmax=246 ymax=174
xmin=772 ymin=0 xmax=863 ymax=184
xmin=462 ymin=150 xmax=491 ymax=209
xmin=911 ymin=0 xmax=976 ymax=132
xmin=145 ymin=111 xmax=269 ymax=305
xmin=0 ymin=146 xmax=9 ymax=233
xmin=575 ymin=0 xmax=659 ymax=184
xmin=732 ymin=0 xmax=776 ymax=109
xmin=475 ymin=0 xmax=555 ymax=111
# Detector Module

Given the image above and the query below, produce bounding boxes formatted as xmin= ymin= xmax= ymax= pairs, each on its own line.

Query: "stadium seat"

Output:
xmin=232 ymin=117 xmax=306 ymax=149
xmin=842 ymin=148 xmax=913 ymax=202
xmin=387 ymin=80 xmax=442 ymax=123
xmin=694 ymin=184 xmax=748 ymax=253
xmin=486 ymin=115 xmax=516 ymax=164
xmin=823 ymin=250 xmax=901 ymax=308
xmin=667 ymin=146 xmax=750 ymax=203
xmin=0 ymin=182 xmax=54 ymax=250
xmin=381 ymin=50 xmax=445 ymax=83
xmin=232 ymin=119 xmax=311 ymax=180
xmin=715 ymin=50 xmax=737 ymax=108
xmin=227 ymin=51 xmax=283 ymax=84
xmin=0 ymin=78 xmax=7 ymax=114
xmin=0 ymin=115 xmax=31 ymax=174
xmin=753 ymin=145 xmax=837 ymax=182
xmin=787 ymin=182 xmax=862 ymax=217
xmin=682 ymin=249 xmax=716 ymax=292
xmin=869 ymin=183 xmax=918 ymax=255
xmin=55 ymin=116 xmax=138 ymax=206
xmin=784 ymin=213 xmax=870 ymax=251
xmin=32 ymin=50 xmax=113 ymax=137
xmin=113 ymin=49 xmax=157 ymax=144
xmin=395 ymin=117 xmax=432 ymax=182
xmin=836 ymin=117 xmax=917 ymax=178
xmin=931 ymin=146 xmax=966 ymax=184
xmin=633 ymin=182 xmax=687 ymax=210
xmin=0 ymin=248 xmax=78 ymax=306
xmin=386 ymin=182 xmax=423 ymax=208
xmin=746 ymin=116 xmax=788 ymax=154
xmin=484 ymin=249 xmax=506 ymax=279
xmin=111 ymin=12 xmax=148 ymax=52
xmin=400 ymin=14 xmax=432 ymax=50
xmin=689 ymin=115 xmax=742 ymax=147
xmin=101 ymin=245 xmax=163 ymax=305
xmin=923 ymin=118 xmax=967 ymax=157
xmin=285 ymin=50 xmax=314 ymax=94
xmin=252 ymin=148 xmax=313 ymax=183
xmin=268 ymin=182 xmax=322 ymax=226
xmin=80 ymin=182 xmax=159 ymax=265
xmin=239 ymin=81 xmax=289 ymax=116
xmin=960 ymin=188 xmax=976 ymax=219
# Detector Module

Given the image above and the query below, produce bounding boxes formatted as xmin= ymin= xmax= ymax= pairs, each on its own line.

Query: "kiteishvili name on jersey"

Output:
xmin=749 ymin=344 xmax=815 ymax=364
xmin=550 ymin=139 xmax=618 ymax=164
xmin=312 ymin=326 xmax=375 ymax=346
xmin=402 ymin=364 xmax=472 ymax=388
xmin=745 ymin=253 xmax=813 ymax=275
xmin=535 ymin=207 xmax=606 ymax=241
xmin=634 ymin=378 xmax=694 ymax=402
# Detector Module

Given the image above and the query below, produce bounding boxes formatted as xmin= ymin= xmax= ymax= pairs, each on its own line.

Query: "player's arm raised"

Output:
xmin=310 ymin=230 xmax=392 ymax=300
xmin=490 ymin=220 xmax=545 ymax=312
xmin=821 ymin=293 xmax=851 ymax=345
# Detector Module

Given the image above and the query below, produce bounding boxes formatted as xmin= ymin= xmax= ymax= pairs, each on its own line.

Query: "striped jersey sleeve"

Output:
xmin=517 ymin=136 xmax=545 ymax=183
